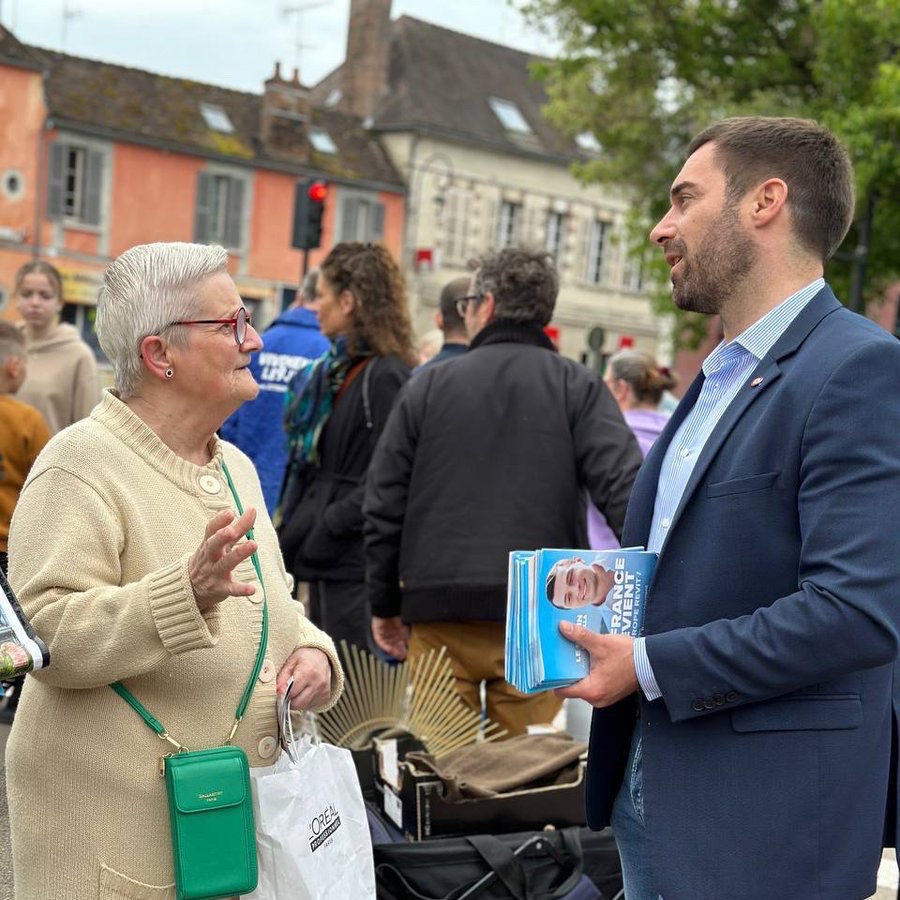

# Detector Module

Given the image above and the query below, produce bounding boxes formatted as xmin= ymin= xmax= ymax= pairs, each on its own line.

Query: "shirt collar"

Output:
xmin=702 ymin=278 xmax=825 ymax=375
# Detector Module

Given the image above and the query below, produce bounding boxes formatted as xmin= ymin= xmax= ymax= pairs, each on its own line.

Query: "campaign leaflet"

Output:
xmin=0 ymin=567 xmax=49 ymax=679
xmin=505 ymin=548 xmax=656 ymax=694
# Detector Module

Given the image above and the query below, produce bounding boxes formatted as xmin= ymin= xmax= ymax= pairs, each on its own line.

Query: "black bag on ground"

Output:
xmin=373 ymin=825 xmax=622 ymax=900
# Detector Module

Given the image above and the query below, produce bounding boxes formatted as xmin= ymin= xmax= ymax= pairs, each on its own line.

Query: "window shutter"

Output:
xmin=480 ymin=199 xmax=497 ymax=249
xmin=575 ymin=217 xmax=590 ymax=284
xmin=458 ymin=194 xmax=471 ymax=261
xmin=340 ymin=196 xmax=360 ymax=242
xmin=597 ymin=221 xmax=610 ymax=284
xmin=47 ymin=142 xmax=65 ymax=219
xmin=525 ymin=206 xmax=539 ymax=245
xmin=82 ymin=148 xmax=104 ymax=226
xmin=193 ymin=172 xmax=214 ymax=243
xmin=372 ymin=202 xmax=385 ymax=241
xmin=224 ymin=177 xmax=245 ymax=248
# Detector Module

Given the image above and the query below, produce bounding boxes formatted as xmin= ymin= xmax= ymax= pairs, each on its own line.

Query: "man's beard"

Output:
xmin=671 ymin=204 xmax=757 ymax=316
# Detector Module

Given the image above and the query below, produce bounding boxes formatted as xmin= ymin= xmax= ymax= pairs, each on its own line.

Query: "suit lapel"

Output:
xmin=662 ymin=357 xmax=782 ymax=542
xmin=657 ymin=286 xmax=842 ymax=551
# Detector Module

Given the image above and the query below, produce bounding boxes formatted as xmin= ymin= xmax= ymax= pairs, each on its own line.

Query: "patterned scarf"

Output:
xmin=275 ymin=336 xmax=360 ymax=525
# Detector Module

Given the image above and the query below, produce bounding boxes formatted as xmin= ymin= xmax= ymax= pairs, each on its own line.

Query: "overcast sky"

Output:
xmin=1 ymin=0 xmax=559 ymax=93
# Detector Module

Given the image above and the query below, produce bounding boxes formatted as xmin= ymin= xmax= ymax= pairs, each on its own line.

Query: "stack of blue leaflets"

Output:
xmin=505 ymin=548 xmax=657 ymax=694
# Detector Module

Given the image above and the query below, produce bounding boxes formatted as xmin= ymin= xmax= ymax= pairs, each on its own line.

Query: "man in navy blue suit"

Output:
xmin=559 ymin=116 xmax=900 ymax=900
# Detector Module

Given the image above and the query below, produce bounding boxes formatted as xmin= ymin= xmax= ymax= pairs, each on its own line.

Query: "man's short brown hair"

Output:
xmin=687 ymin=116 xmax=855 ymax=262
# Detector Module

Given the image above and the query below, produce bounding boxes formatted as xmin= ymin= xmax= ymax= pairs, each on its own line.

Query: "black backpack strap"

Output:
xmin=462 ymin=834 xmax=528 ymax=899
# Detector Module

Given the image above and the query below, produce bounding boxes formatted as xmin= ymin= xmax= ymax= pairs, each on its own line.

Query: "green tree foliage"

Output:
xmin=522 ymin=0 xmax=900 ymax=342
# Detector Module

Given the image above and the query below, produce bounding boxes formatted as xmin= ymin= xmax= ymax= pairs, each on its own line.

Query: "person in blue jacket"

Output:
xmin=220 ymin=270 xmax=330 ymax=514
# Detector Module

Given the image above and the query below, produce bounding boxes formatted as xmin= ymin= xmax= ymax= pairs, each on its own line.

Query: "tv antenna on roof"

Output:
xmin=60 ymin=0 xmax=82 ymax=51
xmin=280 ymin=1 xmax=329 ymax=78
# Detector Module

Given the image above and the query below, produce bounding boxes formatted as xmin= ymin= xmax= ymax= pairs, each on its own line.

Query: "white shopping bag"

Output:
xmin=247 ymin=701 xmax=375 ymax=900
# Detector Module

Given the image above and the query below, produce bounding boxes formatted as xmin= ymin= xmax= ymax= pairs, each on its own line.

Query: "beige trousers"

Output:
xmin=408 ymin=621 xmax=563 ymax=738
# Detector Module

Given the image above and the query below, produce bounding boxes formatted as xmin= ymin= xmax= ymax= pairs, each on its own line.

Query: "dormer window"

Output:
xmin=488 ymin=97 xmax=531 ymax=134
xmin=309 ymin=128 xmax=338 ymax=155
xmin=199 ymin=103 xmax=234 ymax=134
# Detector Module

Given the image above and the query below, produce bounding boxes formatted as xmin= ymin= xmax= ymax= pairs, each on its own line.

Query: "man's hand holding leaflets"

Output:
xmin=504 ymin=547 xmax=655 ymax=694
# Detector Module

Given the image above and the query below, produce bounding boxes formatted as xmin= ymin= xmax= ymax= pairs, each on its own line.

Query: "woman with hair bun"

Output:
xmin=588 ymin=349 xmax=678 ymax=549
xmin=277 ymin=241 xmax=415 ymax=652
xmin=14 ymin=260 xmax=100 ymax=433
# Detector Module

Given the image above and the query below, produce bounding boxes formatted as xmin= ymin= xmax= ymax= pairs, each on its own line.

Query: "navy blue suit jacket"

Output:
xmin=586 ymin=286 xmax=900 ymax=900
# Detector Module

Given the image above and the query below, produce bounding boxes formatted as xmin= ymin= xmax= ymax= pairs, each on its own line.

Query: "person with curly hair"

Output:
xmin=277 ymin=242 xmax=415 ymax=651
xmin=364 ymin=246 xmax=642 ymax=735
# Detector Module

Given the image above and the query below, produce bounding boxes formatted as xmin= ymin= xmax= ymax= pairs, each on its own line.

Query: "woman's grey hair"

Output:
xmin=96 ymin=242 xmax=228 ymax=399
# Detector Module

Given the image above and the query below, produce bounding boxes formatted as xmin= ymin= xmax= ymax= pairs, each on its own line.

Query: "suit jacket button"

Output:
xmin=692 ymin=700 xmax=705 ymax=712
xmin=703 ymin=698 xmax=716 ymax=710
xmin=714 ymin=694 xmax=725 ymax=706
xmin=725 ymin=691 xmax=739 ymax=703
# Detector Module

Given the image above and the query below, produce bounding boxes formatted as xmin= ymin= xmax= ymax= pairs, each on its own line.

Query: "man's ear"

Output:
xmin=479 ymin=291 xmax=496 ymax=325
xmin=139 ymin=334 xmax=174 ymax=382
xmin=435 ymin=311 xmax=444 ymax=329
xmin=339 ymin=289 xmax=356 ymax=315
xmin=749 ymin=178 xmax=788 ymax=228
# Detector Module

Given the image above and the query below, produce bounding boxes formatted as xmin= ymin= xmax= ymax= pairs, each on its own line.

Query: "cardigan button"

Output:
xmin=198 ymin=474 xmax=221 ymax=494
xmin=258 ymin=736 xmax=277 ymax=759
xmin=259 ymin=659 xmax=276 ymax=683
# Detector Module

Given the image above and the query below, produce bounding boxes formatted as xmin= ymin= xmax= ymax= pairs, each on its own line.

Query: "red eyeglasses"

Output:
xmin=165 ymin=307 xmax=251 ymax=345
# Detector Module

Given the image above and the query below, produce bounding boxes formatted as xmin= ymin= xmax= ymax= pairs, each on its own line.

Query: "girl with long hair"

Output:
xmin=14 ymin=260 xmax=99 ymax=433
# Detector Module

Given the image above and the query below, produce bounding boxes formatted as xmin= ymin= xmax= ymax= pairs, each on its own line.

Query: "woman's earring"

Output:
xmin=165 ymin=367 xmax=174 ymax=379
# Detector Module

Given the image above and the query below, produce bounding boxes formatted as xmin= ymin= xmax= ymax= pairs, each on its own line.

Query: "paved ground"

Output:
xmin=0 ymin=717 xmax=897 ymax=899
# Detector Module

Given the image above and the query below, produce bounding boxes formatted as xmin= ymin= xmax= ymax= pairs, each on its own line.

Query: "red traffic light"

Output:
xmin=308 ymin=181 xmax=327 ymax=203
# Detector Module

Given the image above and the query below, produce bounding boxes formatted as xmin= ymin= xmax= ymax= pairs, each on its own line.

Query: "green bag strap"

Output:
xmin=111 ymin=460 xmax=268 ymax=752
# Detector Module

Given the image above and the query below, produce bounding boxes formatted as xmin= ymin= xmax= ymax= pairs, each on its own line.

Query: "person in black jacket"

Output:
xmin=277 ymin=242 xmax=414 ymax=651
xmin=364 ymin=246 xmax=643 ymax=735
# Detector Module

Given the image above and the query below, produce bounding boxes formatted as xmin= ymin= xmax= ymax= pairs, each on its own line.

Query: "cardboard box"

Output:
xmin=375 ymin=746 xmax=588 ymax=840
xmin=350 ymin=733 xmax=426 ymax=803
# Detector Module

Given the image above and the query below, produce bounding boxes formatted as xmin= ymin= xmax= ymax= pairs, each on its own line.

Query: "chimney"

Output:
xmin=342 ymin=0 xmax=391 ymax=119
xmin=261 ymin=60 xmax=312 ymax=158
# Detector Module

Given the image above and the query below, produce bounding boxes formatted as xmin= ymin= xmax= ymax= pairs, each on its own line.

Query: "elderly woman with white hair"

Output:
xmin=5 ymin=242 xmax=343 ymax=899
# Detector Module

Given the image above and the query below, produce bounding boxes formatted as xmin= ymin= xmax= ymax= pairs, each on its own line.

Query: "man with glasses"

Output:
xmin=220 ymin=270 xmax=329 ymax=514
xmin=413 ymin=277 xmax=471 ymax=373
xmin=364 ymin=246 xmax=642 ymax=736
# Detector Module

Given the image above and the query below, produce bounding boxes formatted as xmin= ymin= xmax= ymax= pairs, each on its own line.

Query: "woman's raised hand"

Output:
xmin=189 ymin=508 xmax=259 ymax=611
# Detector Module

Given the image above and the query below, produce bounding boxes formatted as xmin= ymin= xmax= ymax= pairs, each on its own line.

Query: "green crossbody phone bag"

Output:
xmin=112 ymin=463 xmax=267 ymax=900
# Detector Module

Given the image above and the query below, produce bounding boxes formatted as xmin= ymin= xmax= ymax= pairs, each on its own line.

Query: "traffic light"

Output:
xmin=291 ymin=178 xmax=327 ymax=250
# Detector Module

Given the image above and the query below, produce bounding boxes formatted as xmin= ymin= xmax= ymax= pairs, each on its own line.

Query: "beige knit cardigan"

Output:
xmin=6 ymin=391 xmax=344 ymax=899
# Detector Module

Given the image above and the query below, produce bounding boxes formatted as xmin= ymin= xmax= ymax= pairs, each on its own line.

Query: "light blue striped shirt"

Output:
xmin=634 ymin=279 xmax=825 ymax=700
